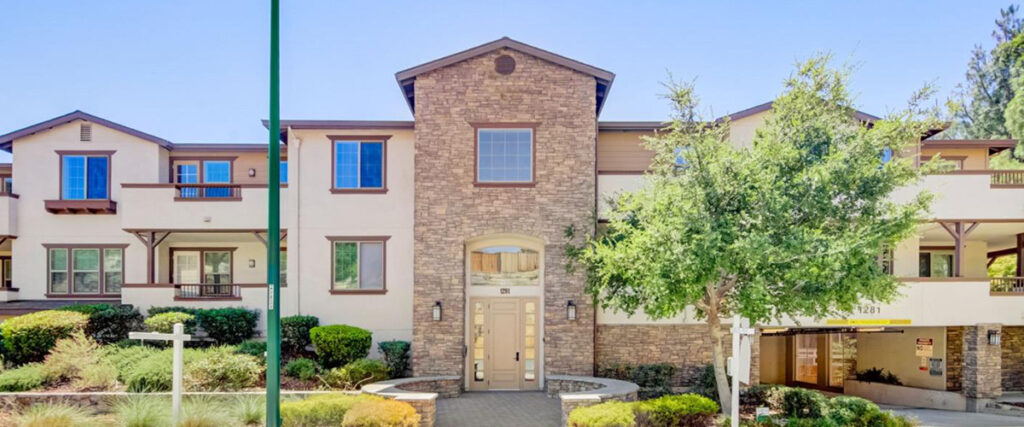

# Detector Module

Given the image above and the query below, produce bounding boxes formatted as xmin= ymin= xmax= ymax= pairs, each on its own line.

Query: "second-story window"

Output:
xmin=476 ymin=128 xmax=534 ymax=184
xmin=203 ymin=160 xmax=231 ymax=197
xmin=332 ymin=139 xmax=385 ymax=191
xmin=61 ymin=154 xmax=109 ymax=200
xmin=280 ymin=160 xmax=288 ymax=184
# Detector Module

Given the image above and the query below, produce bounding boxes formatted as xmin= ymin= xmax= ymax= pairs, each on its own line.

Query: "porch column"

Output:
xmin=1016 ymin=233 xmax=1024 ymax=277
xmin=939 ymin=221 xmax=978 ymax=277
xmin=131 ymin=231 xmax=171 ymax=284
xmin=962 ymin=323 xmax=1002 ymax=411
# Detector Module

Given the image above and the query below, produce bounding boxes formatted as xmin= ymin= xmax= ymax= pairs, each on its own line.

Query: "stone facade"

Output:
xmin=962 ymin=324 xmax=1002 ymax=399
xmin=1002 ymin=326 xmax=1024 ymax=391
xmin=412 ymin=48 xmax=597 ymax=378
xmin=595 ymin=324 xmax=760 ymax=387
xmin=946 ymin=326 xmax=963 ymax=391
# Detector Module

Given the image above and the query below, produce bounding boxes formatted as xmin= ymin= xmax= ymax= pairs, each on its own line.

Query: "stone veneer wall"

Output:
xmin=595 ymin=324 xmax=760 ymax=387
xmin=412 ymin=48 xmax=597 ymax=378
xmin=962 ymin=324 xmax=1002 ymax=399
xmin=1002 ymin=326 xmax=1024 ymax=391
xmin=946 ymin=326 xmax=963 ymax=391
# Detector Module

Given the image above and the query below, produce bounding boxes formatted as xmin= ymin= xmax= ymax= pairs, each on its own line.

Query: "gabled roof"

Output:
xmin=395 ymin=37 xmax=615 ymax=116
xmin=716 ymin=101 xmax=881 ymax=123
xmin=0 ymin=110 xmax=173 ymax=151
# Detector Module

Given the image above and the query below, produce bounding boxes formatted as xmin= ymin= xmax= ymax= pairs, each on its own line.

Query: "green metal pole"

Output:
xmin=266 ymin=0 xmax=281 ymax=425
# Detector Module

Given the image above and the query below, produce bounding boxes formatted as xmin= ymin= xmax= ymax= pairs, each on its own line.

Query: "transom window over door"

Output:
xmin=331 ymin=136 xmax=388 ymax=193
xmin=328 ymin=236 xmax=388 ymax=293
xmin=475 ymin=127 xmax=535 ymax=185
xmin=60 ymin=152 xmax=111 ymax=200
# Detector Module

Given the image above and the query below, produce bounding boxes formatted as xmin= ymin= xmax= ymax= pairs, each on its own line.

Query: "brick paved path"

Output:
xmin=435 ymin=391 xmax=561 ymax=427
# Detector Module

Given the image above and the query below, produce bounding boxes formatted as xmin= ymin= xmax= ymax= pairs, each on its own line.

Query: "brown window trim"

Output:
xmin=0 ymin=255 xmax=15 ymax=291
xmin=0 ymin=173 xmax=13 ymax=196
xmin=54 ymin=150 xmax=115 ymax=212
xmin=167 ymin=247 xmax=237 ymax=284
xmin=327 ymin=135 xmax=390 ymax=194
xmin=326 ymin=235 xmax=389 ymax=294
xmin=43 ymin=243 xmax=128 ymax=297
xmin=471 ymin=123 xmax=539 ymax=187
xmin=168 ymin=156 xmax=238 ymax=183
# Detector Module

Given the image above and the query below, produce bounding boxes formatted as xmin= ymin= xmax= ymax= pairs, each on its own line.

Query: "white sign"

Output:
xmin=129 ymin=323 xmax=191 ymax=426
xmin=729 ymin=315 xmax=756 ymax=427
xmin=915 ymin=338 xmax=934 ymax=357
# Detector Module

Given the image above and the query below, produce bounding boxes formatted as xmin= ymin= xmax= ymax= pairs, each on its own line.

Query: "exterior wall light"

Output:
xmin=248 ymin=259 xmax=256 ymax=268
xmin=248 ymin=168 xmax=257 ymax=177
xmin=989 ymin=329 xmax=1002 ymax=346
xmin=433 ymin=301 xmax=442 ymax=322
xmin=567 ymin=300 xmax=577 ymax=321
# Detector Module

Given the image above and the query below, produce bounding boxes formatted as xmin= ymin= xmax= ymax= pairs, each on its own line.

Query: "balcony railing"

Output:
xmin=990 ymin=277 xmax=1024 ymax=294
xmin=174 ymin=283 xmax=242 ymax=300
xmin=174 ymin=183 xmax=242 ymax=201
xmin=990 ymin=170 xmax=1024 ymax=187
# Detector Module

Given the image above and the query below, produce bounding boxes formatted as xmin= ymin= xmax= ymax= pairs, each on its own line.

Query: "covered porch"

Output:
xmin=910 ymin=220 xmax=1024 ymax=295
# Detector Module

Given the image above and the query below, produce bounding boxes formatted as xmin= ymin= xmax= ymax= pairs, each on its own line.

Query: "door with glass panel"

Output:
xmin=175 ymin=162 xmax=199 ymax=199
xmin=173 ymin=251 xmax=201 ymax=298
xmin=468 ymin=297 xmax=539 ymax=391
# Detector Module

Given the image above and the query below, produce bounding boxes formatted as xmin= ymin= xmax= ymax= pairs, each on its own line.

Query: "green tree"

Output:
xmin=567 ymin=56 xmax=939 ymax=414
xmin=989 ymin=254 xmax=1017 ymax=277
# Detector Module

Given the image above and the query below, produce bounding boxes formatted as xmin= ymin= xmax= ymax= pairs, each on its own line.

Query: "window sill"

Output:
xmin=173 ymin=197 xmax=243 ymax=202
xmin=174 ymin=296 xmax=243 ymax=301
xmin=45 ymin=293 xmax=121 ymax=299
xmin=473 ymin=182 xmax=536 ymax=188
xmin=44 ymin=199 xmax=117 ymax=214
xmin=329 ymin=289 xmax=387 ymax=295
xmin=330 ymin=188 xmax=388 ymax=194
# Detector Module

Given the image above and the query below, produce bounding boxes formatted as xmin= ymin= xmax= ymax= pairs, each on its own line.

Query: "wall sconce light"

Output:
xmin=248 ymin=259 xmax=256 ymax=268
xmin=248 ymin=168 xmax=257 ymax=177
xmin=989 ymin=329 xmax=1002 ymax=346
xmin=567 ymin=300 xmax=577 ymax=321
xmin=432 ymin=301 xmax=442 ymax=322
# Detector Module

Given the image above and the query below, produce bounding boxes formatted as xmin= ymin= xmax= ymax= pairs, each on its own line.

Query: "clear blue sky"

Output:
xmin=0 ymin=1 xmax=1015 ymax=155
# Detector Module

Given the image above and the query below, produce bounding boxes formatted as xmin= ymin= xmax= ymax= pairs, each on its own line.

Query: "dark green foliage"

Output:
xmin=635 ymin=393 xmax=719 ymax=427
xmin=782 ymin=388 xmax=829 ymax=419
xmin=285 ymin=357 xmax=319 ymax=381
xmin=827 ymin=396 xmax=879 ymax=426
xmin=193 ymin=308 xmax=259 ymax=345
xmin=281 ymin=315 xmax=319 ymax=355
xmin=741 ymin=384 xmax=786 ymax=410
xmin=235 ymin=340 xmax=267 ymax=359
xmin=2 ymin=310 xmax=88 ymax=365
xmin=783 ymin=418 xmax=836 ymax=427
xmin=377 ymin=340 xmax=411 ymax=378
xmin=147 ymin=306 xmax=200 ymax=316
xmin=855 ymin=367 xmax=902 ymax=385
xmin=691 ymin=364 xmax=730 ymax=404
xmin=310 ymin=325 xmax=372 ymax=369
xmin=598 ymin=363 xmax=675 ymax=399
xmin=61 ymin=303 xmax=144 ymax=344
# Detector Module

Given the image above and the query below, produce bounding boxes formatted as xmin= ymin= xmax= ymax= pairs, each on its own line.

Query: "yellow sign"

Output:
xmin=825 ymin=319 xmax=912 ymax=326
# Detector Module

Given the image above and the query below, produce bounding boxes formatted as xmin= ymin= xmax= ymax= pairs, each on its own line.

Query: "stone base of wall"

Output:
xmin=362 ymin=376 xmax=462 ymax=427
xmin=546 ymin=375 xmax=639 ymax=427
xmin=1002 ymin=327 xmax=1024 ymax=391
xmin=947 ymin=326 xmax=964 ymax=391
xmin=595 ymin=324 xmax=759 ymax=387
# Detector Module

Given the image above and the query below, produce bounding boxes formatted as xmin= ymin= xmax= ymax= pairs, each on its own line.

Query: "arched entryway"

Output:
xmin=464 ymin=234 xmax=545 ymax=391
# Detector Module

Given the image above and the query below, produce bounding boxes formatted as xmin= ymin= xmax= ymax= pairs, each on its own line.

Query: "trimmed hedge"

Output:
xmin=59 ymin=303 xmax=144 ymax=344
xmin=2 ymin=310 xmax=88 ymax=364
xmin=145 ymin=312 xmax=195 ymax=334
xmin=194 ymin=308 xmax=259 ymax=345
xmin=280 ymin=393 xmax=379 ymax=427
xmin=310 ymin=324 xmax=372 ymax=368
xmin=342 ymin=398 xmax=420 ymax=427
xmin=568 ymin=401 xmax=636 ymax=427
xmin=599 ymin=363 xmax=675 ymax=399
xmin=282 ymin=315 xmax=319 ymax=355
xmin=285 ymin=357 xmax=319 ymax=381
xmin=378 ymin=340 xmax=411 ymax=378
xmin=635 ymin=394 xmax=719 ymax=427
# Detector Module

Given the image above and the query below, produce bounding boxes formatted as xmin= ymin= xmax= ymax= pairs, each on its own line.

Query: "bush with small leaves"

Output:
xmin=342 ymin=398 xmax=420 ymax=427
xmin=235 ymin=340 xmax=267 ymax=359
xmin=310 ymin=324 xmax=372 ymax=369
xmin=285 ymin=357 xmax=319 ymax=382
xmin=144 ymin=312 xmax=195 ymax=334
xmin=1 ymin=310 xmax=88 ymax=364
xmin=194 ymin=308 xmax=259 ymax=345
xmin=567 ymin=400 xmax=636 ymax=427
xmin=185 ymin=347 xmax=264 ymax=391
xmin=282 ymin=315 xmax=319 ymax=355
xmin=280 ymin=393 xmax=380 ymax=427
xmin=635 ymin=393 xmax=719 ymax=427
xmin=320 ymin=358 xmax=390 ymax=390
xmin=782 ymin=388 xmax=829 ymax=419
xmin=378 ymin=340 xmax=411 ymax=378
xmin=741 ymin=384 xmax=787 ymax=411
xmin=0 ymin=363 xmax=50 ymax=392
xmin=61 ymin=303 xmax=144 ymax=344
xmin=827 ymin=396 xmax=879 ymax=426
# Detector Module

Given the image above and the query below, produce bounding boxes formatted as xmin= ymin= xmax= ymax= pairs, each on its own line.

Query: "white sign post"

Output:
xmin=129 ymin=323 xmax=191 ymax=426
xmin=728 ymin=315 xmax=755 ymax=427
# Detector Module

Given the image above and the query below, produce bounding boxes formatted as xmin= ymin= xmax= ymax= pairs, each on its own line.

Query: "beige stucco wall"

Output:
xmin=285 ymin=127 xmax=414 ymax=345
xmin=760 ymin=335 xmax=788 ymax=385
xmin=727 ymin=110 xmax=769 ymax=148
xmin=857 ymin=327 xmax=947 ymax=390
xmin=9 ymin=119 xmax=163 ymax=298
xmin=920 ymin=147 xmax=989 ymax=170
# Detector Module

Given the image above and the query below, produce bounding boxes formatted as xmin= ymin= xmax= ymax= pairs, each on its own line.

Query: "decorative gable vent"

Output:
xmin=80 ymin=123 xmax=92 ymax=142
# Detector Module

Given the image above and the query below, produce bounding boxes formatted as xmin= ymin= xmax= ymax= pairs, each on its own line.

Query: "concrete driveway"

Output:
xmin=885 ymin=406 xmax=1024 ymax=427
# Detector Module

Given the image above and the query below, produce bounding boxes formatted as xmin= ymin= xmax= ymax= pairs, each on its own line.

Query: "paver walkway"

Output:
xmin=435 ymin=391 xmax=561 ymax=427
xmin=884 ymin=406 xmax=1024 ymax=427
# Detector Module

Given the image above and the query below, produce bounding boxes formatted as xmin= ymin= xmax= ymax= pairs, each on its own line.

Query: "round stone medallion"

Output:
xmin=494 ymin=55 xmax=516 ymax=75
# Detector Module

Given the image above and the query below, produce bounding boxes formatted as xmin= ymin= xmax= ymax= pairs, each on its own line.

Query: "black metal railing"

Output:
xmin=174 ymin=283 xmax=241 ymax=299
xmin=174 ymin=183 xmax=242 ymax=200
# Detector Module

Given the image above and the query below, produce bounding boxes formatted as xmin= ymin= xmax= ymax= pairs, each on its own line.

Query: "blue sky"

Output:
xmin=0 ymin=1 xmax=1015 ymax=155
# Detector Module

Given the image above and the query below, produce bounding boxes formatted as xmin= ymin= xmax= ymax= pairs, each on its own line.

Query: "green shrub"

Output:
xmin=635 ymin=393 xmax=719 ymax=427
xmin=855 ymin=410 xmax=916 ymax=427
xmin=342 ymin=398 xmax=420 ymax=427
xmin=179 ymin=396 xmax=234 ymax=427
xmin=827 ymin=396 xmax=879 ymax=426
xmin=567 ymin=400 xmax=636 ymax=427
xmin=147 ymin=306 xmax=199 ymax=316
xmin=1 ymin=310 xmax=88 ymax=364
xmin=185 ymin=347 xmax=264 ymax=391
xmin=855 ymin=367 xmax=903 ymax=385
xmin=310 ymin=325 xmax=372 ymax=368
xmin=194 ymin=308 xmax=259 ymax=345
xmin=741 ymin=384 xmax=787 ymax=410
xmin=378 ymin=340 xmax=410 ymax=378
xmin=691 ymin=364 xmax=730 ymax=404
xmin=285 ymin=358 xmax=319 ymax=381
xmin=321 ymin=358 xmax=390 ymax=389
xmin=113 ymin=395 xmax=169 ymax=427
xmin=121 ymin=350 xmax=176 ymax=391
xmin=282 ymin=315 xmax=319 ymax=355
xmin=280 ymin=393 xmax=379 ymax=427
xmin=782 ymin=388 xmax=829 ymax=419
xmin=60 ymin=303 xmax=144 ymax=344
xmin=13 ymin=403 xmax=95 ymax=427
xmin=599 ymin=363 xmax=675 ymax=399
xmin=144 ymin=312 xmax=195 ymax=333
xmin=0 ymin=363 xmax=50 ymax=391
xmin=784 ymin=418 xmax=837 ymax=427
xmin=43 ymin=331 xmax=117 ymax=391
xmin=104 ymin=345 xmax=162 ymax=381
xmin=234 ymin=395 xmax=266 ymax=426
xmin=235 ymin=340 xmax=267 ymax=358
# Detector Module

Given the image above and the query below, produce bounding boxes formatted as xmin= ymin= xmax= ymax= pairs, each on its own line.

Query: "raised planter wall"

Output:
xmin=844 ymin=379 xmax=967 ymax=412
xmin=546 ymin=375 xmax=639 ymax=427
xmin=361 ymin=375 xmax=461 ymax=427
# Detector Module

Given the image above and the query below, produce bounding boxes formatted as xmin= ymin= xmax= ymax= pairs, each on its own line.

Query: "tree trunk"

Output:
xmin=707 ymin=311 xmax=732 ymax=415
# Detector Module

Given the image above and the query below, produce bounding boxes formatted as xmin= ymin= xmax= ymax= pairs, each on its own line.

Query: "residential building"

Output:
xmin=0 ymin=38 xmax=1020 ymax=407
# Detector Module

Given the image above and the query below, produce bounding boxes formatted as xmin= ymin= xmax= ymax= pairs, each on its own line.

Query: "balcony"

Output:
xmin=120 ymin=183 xmax=287 ymax=231
xmin=0 ymin=194 xmax=16 ymax=237
xmin=122 ymin=283 xmax=267 ymax=305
